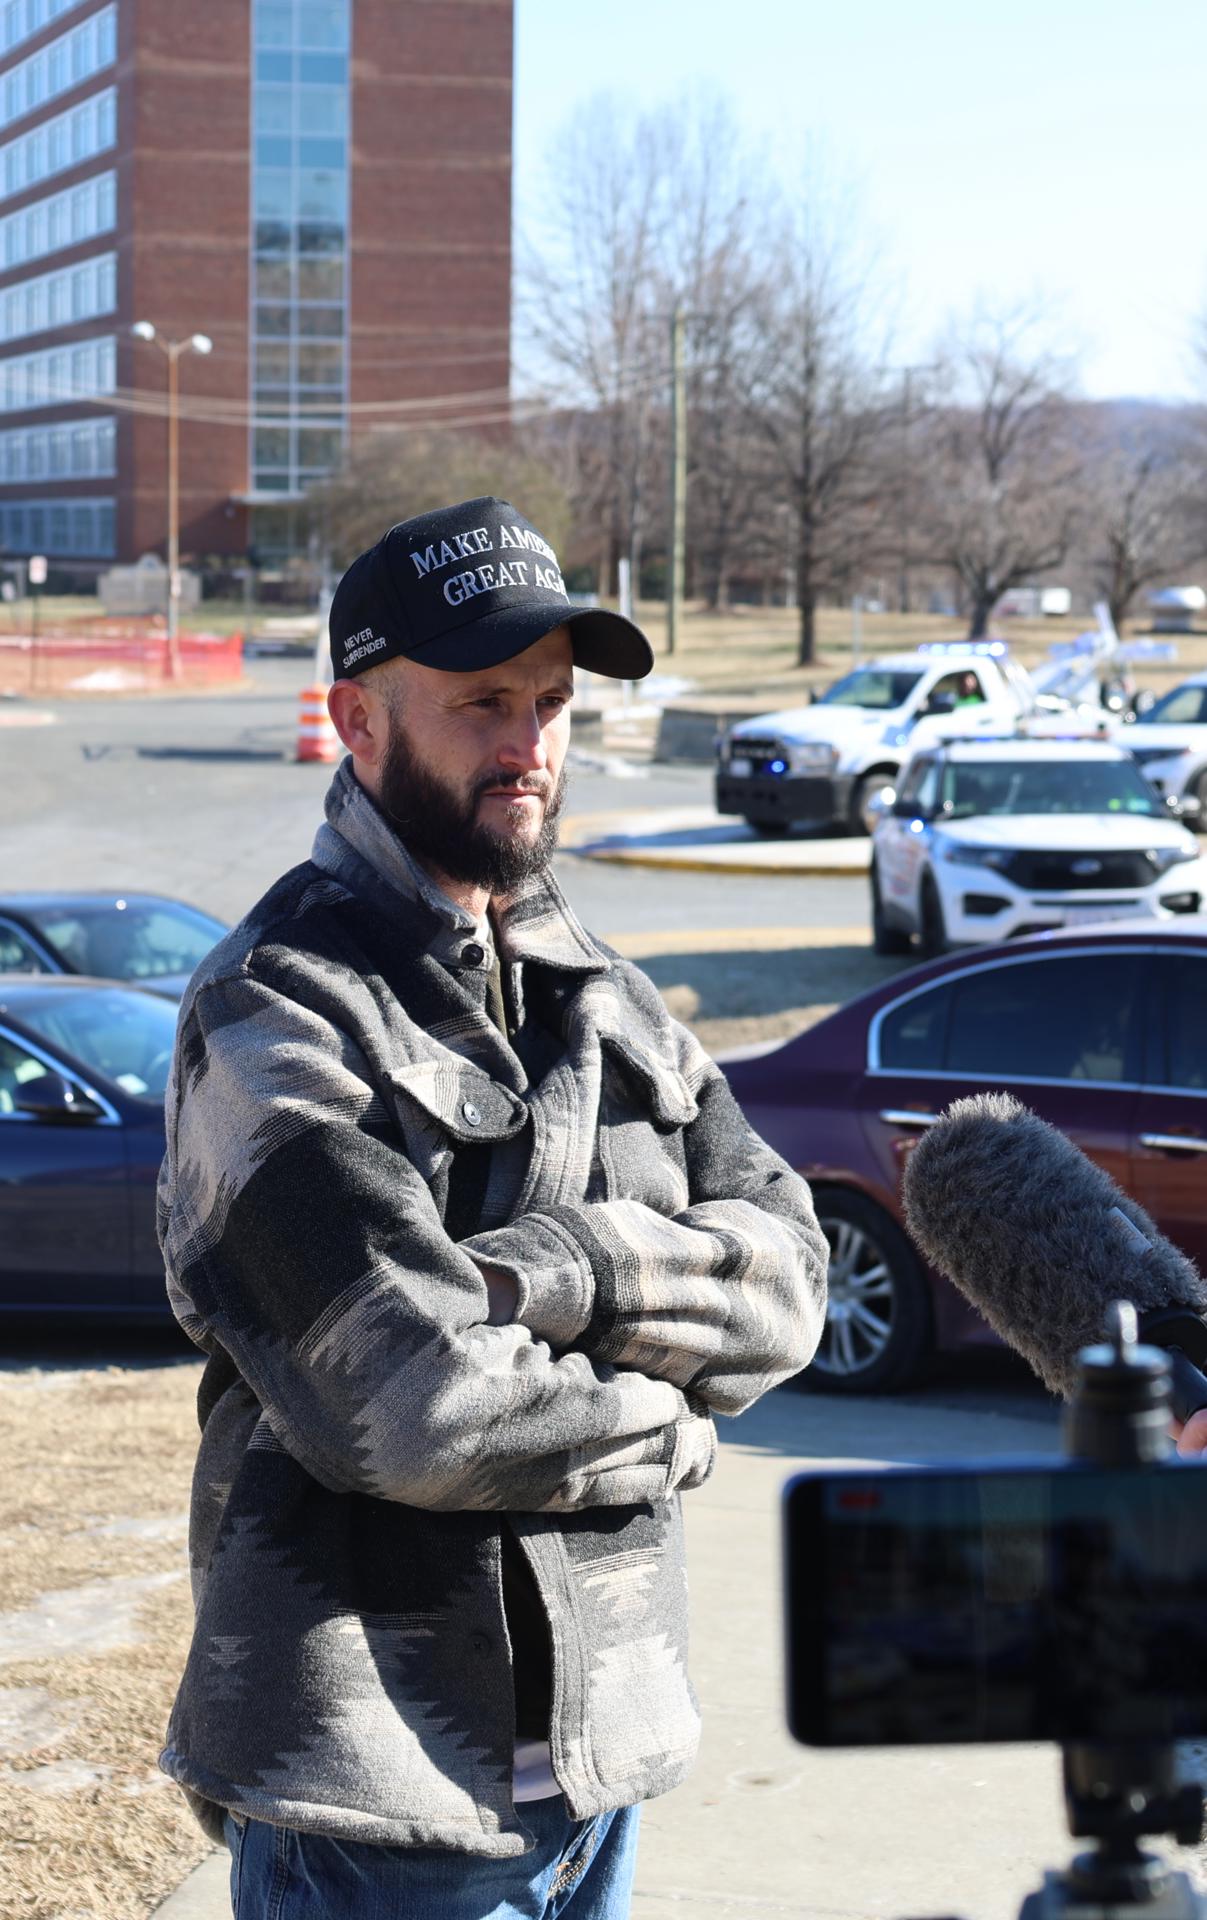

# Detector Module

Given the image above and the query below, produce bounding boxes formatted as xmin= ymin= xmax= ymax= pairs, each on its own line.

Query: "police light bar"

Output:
xmin=915 ymin=641 xmax=1007 ymax=658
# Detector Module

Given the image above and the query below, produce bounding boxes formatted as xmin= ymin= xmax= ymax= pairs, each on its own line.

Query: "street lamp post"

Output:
xmin=130 ymin=321 xmax=213 ymax=680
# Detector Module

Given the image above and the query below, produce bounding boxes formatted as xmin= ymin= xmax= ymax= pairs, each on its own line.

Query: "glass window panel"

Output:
xmin=49 ymin=505 xmax=67 ymax=550
xmin=8 ymin=504 xmax=24 ymax=545
xmin=297 ymin=304 xmax=344 ymax=338
xmin=255 ymin=0 xmax=292 ymax=47
xmin=296 ymin=341 xmax=343 ymax=385
xmin=298 ymin=137 xmax=344 ymax=168
xmin=97 ymin=502 xmax=114 ymax=554
xmin=71 ymin=505 xmax=90 ymax=552
xmin=254 ymin=84 xmax=292 ymax=135
xmin=254 ymin=425 xmax=290 ymax=467
xmin=254 ymin=341 xmax=290 ymax=383
xmin=255 ymin=302 xmax=291 ymax=338
xmin=98 ymin=89 xmax=116 ymax=146
xmin=97 ymin=420 xmax=114 ymax=471
xmin=298 ymin=3 xmax=347 ymax=49
xmin=297 ymin=426 xmax=342 ymax=469
xmin=254 ymin=168 xmax=292 ymax=220
xmin=254 ymin=472 xmax=293 ymax=493
xmin=298 ymin=52 xmax=346 ymax=84
xmin=254 ymin=391 xmax=292 ymax=415
xmin=255 ymin=256 xmax=291 ymax=299
xmin=49 ymin=426 xmax=68 ymax=474
xmin=256 ymin=135 xmax=292 ymax=168
xmin=28 ymin=506 xmax=44 ymax=546
xmin=944 ymin=956 xmax=1142 ymax=1083
xmin=301 ymin=86 xmax=346 ymax=136
xmin=297 ymin=256 xmax=343 ymax=299
xmin=26 ymin=434 xmax=44 ymax=476
xmin=256 ymin=50 xmax=292 ymax=84
xmin=296 ymin=167 xmax=344 ymax=221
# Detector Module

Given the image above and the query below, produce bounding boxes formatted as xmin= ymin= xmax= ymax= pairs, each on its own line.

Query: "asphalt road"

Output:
xmin=0 ymin=662 xmax=867 ymax=937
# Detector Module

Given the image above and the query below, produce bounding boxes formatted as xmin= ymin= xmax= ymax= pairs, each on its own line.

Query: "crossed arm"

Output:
xmin=161 ymin=971 xmax=827 ymax=1517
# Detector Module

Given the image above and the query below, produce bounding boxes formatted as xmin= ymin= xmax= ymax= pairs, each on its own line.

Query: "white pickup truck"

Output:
xmin=714 ymin=642 xmax=1101 ymax=836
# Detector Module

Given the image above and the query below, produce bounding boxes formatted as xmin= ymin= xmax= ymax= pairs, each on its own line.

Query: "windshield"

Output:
xmin=818 ymin=669 xmax=923 ymax=710
xmin=1144 ymin=685 xmax=1207 ymax=727
xmin=0 ymin=984 xmax=179 ymax=1098
xmin=27 ymin=898 xmax=225 ymax=982
xmin=938 ymin=759 xmax=1165 ymax=820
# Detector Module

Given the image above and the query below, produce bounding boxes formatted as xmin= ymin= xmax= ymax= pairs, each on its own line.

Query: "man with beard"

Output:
xmin=157 ymin=497 xmax=828 ymax=1920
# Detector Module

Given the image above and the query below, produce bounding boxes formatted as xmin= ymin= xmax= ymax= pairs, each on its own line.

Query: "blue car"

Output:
xmin=0 ymin=891 xmax=226 ymax=1000
xmin=0 ymin=977 xmax=174 ymax=1317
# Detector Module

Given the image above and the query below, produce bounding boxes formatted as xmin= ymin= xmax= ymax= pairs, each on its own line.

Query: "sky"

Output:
xmin=513 ymin=0 xmax=1207 ymax=403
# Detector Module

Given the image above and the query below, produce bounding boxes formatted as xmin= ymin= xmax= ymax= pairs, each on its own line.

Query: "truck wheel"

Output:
xmin=849 ymin=770 xmax=896 ymax=837
xmin=919 ymin=874 xmax=948 ymax=958
xmin=795 ymin=1189 xmax=934 ymax=1394
xmin=871 ymin=864 xmax=912 ymax=956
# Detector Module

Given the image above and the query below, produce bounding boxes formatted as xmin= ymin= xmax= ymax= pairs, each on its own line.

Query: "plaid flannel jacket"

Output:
xmin=157 ymin=759 xmax=828 ymax=1855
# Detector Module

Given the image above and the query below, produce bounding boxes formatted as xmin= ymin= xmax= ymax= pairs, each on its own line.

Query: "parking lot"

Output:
xmin=3 ymin=657 xmax=1207 ymax=1919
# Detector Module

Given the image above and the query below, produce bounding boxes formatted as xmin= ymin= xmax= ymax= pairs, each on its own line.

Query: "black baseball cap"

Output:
xmin=329 ymin=496 xmax=654 ymax=682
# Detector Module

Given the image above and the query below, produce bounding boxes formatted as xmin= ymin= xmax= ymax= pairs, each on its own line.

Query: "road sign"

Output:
xmin=28 ymin=554 xmax=47 ymax=585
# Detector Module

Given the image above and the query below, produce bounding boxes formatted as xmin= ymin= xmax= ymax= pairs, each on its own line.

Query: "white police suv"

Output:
xmin=1117 ymin=673 xmax=1207 ymax=820
xmin=870 ymin=737 xmax=1207 ymax=956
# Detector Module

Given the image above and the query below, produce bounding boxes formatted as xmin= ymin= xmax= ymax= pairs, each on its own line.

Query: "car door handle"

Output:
xmin=879 ymin=1110 xmax=939 ymax=1129
xmin=1139 ymin=1133 xmax=1207 ymax=1155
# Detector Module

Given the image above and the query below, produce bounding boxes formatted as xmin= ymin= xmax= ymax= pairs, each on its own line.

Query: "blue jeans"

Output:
xmin=224 ymin=1800 xmax=641 ymax=1919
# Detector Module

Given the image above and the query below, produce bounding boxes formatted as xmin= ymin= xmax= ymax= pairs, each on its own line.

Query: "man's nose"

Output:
xmin=495 ymin=707 xmax=547 ymax=772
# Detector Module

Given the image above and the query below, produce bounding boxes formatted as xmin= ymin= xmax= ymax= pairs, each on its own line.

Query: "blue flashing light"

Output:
xmin=915 ymin=640 xmax=1008 ymax=658
xmin=769 ymin=758 xmax=787 ymax=774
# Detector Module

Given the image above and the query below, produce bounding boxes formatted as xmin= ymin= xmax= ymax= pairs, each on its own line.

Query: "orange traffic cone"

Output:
xmin=296 ymin=683 xmax=340 ymax=763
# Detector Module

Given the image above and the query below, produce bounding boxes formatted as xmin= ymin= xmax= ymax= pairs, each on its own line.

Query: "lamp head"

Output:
xmin=190 ymin=334 xmax=213 ymax=356
xmin=130 ymin=320 xmax=156 ymax=342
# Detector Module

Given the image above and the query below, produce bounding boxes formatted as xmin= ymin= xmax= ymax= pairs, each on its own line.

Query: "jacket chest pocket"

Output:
xmin=384 ymin=1059 xmax=528 ymax=1184
xmin=595 ymin=1035 xmax=697 ymax=1214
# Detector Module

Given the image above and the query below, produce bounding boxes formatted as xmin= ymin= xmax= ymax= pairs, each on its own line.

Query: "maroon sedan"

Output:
xmin=720 ymin=922 xmax=1207 ymax=1394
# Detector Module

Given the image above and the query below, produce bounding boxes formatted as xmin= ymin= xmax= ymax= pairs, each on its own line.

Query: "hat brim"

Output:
xmin=403 ymin=602 xmax=654 ymax=680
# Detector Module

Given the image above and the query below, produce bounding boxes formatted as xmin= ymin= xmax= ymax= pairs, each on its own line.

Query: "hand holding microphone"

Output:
xmin=900 ymin=1091 xmax=1207 ymax=1433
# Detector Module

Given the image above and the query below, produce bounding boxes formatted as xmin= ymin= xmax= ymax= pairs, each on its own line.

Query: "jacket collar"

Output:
xmin=313 ymin=758 xmax=608 ymax=977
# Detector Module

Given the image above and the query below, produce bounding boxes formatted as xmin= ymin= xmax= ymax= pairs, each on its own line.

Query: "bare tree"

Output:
xmin=1083 ymin=427 xmax=1204 ymax=633
xmin=306 ymin=427 xmax=570 ymax=569
xmin=917 ymin=309 xmax=1082 ymax=638
xmin=741 ymin=164 xmax=895 ymax=664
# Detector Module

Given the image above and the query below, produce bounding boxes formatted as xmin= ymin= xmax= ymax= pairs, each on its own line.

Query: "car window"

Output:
xmin=937 ymin=758 xmax=1162 ymax=819
xmin=1147 ymin=687 xmax=1207 ymax=726
xmin=31 ymin=901 xmax=222 ymax=981
xmin=878 ymin=954 xmax=1144 ymax=1083
xmin=895 ymin=758 xmax=935 ymax=810
xmin=0 ymin=918 xmax=51 ymax=973
xmin=0 ymin=1032 xmax=51 ymax=1117
xmin=1150 ymin=955 xmax=1207 ymax=1090
xmin=817 ymin=669 xmax=923 ymax=710
xmin=0 ymin=986 xmax=179 ymax=1098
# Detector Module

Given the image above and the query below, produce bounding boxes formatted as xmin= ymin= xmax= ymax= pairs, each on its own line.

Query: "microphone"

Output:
xmin=900 ymin=1091 xmax=1207 ymax=1418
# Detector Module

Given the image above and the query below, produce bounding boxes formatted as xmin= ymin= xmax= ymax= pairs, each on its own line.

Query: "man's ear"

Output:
xmin=328 ymin=676 xmax=389 ymax=765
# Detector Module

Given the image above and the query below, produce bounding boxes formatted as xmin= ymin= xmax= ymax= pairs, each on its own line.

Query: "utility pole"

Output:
xmin=667 ymin=304 xmax=686 ymax=656
xmin=893 ymin=361 xmax=939 ymax=616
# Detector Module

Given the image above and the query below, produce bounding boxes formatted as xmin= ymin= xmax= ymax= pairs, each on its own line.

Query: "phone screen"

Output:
xmin=785 ymin=1462 xmax=1207 ymax=1747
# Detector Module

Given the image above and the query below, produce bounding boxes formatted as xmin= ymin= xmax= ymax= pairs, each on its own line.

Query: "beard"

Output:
xmin=377 ymin=720 xmax=567 ymax=895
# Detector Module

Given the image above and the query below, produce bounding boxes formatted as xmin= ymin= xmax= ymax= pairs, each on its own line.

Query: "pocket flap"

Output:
xmin=387 ymin=1058 xmax=529 ymax=1145
xmin=600 ymin=1032 xmax=699 ymax=1128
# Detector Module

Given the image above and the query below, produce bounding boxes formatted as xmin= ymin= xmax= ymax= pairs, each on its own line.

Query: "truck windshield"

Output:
xmin=818 ymin=669 xmax=923 ymax=710
xmin=940 ymin=759 xmax=1164 ymax=819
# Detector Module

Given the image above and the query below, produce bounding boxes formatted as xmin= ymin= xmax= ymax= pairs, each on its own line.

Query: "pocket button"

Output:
xmin=462 ymin=1100 xmax=482 ymax=1127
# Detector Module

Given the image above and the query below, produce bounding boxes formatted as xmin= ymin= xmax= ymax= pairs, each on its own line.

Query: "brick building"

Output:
xmin=0 ymin=0 xmax=513 ymax=573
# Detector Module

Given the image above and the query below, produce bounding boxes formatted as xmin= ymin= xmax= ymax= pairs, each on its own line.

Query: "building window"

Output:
xmin=249 ymin=0 xmax=350 ymax=496
xmin=0 ymin=85 xmax=118 ymax=200
xmin=0 ymin=6 xmax=116 ymax=134
xmin=0 ymin=494 xmax=115 ymax=556
xmin=0 ymin=253 xmax=116 ymax=346
xmin=0 ymin=412 xmax=115 ymax=477
xmin=0 ymin=332 xmax=116 ymax=410
xmin=0 ymin=169 xmax=116 ymax=272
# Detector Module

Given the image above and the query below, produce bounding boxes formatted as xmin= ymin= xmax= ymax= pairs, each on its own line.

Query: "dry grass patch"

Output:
xmin=0 ymin=1360 xmax=210 ymax=1920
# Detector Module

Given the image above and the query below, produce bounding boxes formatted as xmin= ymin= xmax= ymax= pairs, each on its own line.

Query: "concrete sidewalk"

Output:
xmin=154 ymin=1378 xmax=1207 ymax=1920
xmin=563 ymin=807 xmax=871 ymax=876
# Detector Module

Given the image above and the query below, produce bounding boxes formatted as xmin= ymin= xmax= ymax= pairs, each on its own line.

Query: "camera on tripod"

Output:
xmin=783 ymin=1304 xmax=1207 ymax=1920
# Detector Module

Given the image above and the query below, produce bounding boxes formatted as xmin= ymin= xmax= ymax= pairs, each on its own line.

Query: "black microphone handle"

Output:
xmin=1166 ymin=1348 xmax=1207 ymax=1425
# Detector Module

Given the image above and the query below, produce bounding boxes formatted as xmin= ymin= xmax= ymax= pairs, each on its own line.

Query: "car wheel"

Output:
xmin=871 ymin=863 xmax=912 ymax=956
xmin=800 ymin=1189 xmax=934 ymax=1394
xmin=849 ymin=770 xmax=896 ymax=838
xmin=918 ymin=873 xmax=947 ymax=958
xmin=744 ymin=819 xmax=790 ymax=837
xmin=1191 ymin=771 xmax=1207 ymax=833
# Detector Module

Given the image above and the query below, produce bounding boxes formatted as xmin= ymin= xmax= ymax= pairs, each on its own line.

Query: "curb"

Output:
xmin=151 ymin=1852 xmax=226 ymax=1917
xmin=561 ymin=807 xmax=871 ymax=877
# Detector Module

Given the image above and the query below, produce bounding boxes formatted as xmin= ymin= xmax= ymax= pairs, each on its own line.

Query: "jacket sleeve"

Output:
xmin=460 ymin=1025 xmax=830 ymax=1416
xmin=158 ymin=972 xmax=715 ymax=1513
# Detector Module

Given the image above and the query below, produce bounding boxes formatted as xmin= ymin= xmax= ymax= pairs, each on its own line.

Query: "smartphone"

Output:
xmin=785 ymin=1460 xmax=1207 ymax=1748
